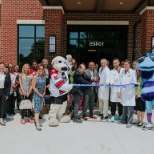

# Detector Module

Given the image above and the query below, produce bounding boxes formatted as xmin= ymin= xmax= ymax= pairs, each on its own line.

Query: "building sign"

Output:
xmin=89 ymin=41 xmax=104 ymax=47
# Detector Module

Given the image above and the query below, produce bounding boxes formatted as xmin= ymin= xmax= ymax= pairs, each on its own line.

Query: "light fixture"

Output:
xmin=152 ymin=36 xmax=154 ymax=49
xmin=119 ymin=2 xmax=124 ymax=5
xmin=77 ymin=1 xmax=81 ymax=5
xmin=49 ymin=36 xmax=56 ymax=53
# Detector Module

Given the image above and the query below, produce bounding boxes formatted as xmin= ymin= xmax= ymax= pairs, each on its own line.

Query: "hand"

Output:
xmin=39 ymin=93 xmax=44 ymax=98
xmin=118 ymin=93 xmax=121 ymax=98
xmin=42 ymin=92 xmax=45 ymax=97
xmin=26 ymin=92 xmax=30 ymax=97
xmin=46 ymin=84 xmax=50 ymax=88
xmin=23 ymin=91 xmax=27 ymax=96
xmin=5 ymin=96 xmax=9 ymax=100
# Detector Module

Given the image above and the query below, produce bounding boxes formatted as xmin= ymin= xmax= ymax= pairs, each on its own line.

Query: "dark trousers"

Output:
xmin=0 ymin=94 xmax=6 ymax=118
xmin=82 ymin=89 xmax=94 ymax=116
xmin=111 ymin=102 xmax=123 ymax=116
xmin=21 ymin=109 xmax=31 ymax=119
xmin=122 ymin=106 xmax=134 ymax=124
xmin=7 ymin=93 xmax=16 ymax=114
xmin=72 ymin=93 xmax=81 ymax=120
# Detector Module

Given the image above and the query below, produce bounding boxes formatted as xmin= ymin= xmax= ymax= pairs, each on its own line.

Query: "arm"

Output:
xmin=32 ymin=76 xmax=43 ymax=98
xmin=105 ymin=69 xmax=110 ymax=85
xmin=27 ymin=75 xmax=33 ymax=97
xmin=75 ymin=73 xmax=92 ymax=84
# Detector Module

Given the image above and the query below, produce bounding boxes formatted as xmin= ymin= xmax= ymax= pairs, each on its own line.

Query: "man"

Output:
xmin=110 ymin=58 xmax=124 ymax=122
xmin=72 ymin=64 xmax=97 ymax=122
xmin=85 ymin=61 xmax=99 ymax=107
xmin=119 ymin=59 xmax=137 ymax=128
xmin=98 ymin=59 xmax=110 ymax=120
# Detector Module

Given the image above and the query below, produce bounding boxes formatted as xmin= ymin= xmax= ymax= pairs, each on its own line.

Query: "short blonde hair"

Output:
xmin=22 ymin=64 xmax=30 ymax=74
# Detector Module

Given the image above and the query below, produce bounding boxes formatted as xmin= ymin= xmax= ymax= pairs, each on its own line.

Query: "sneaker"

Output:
xmin=101 ymin=116 xmax=108 ymax=120
xmin=110 ymin=116 xmax=115 ymax=122
xmin=118 ymin=116 xmax=122 ymax=121
xmin=73 ymin=118 xmax=83 ymax=123
xmin=126 ymin=123 xmax=132 ymax=128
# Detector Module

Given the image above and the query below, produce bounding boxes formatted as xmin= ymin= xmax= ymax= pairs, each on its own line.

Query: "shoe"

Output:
xmin=83 ymin=116 xmax=88 ymax=121
xmin=132 ymin=121 xmax=140 ymax=124
xmin=137 ymin=122 xmax=143 ymax=127
xmin=110 ymin=116 xmax=115 ymax=122
xmin=126 ymin=123 xmax=132 ymax=128
xmin=35 ymin=122 xmax=42 ymax=131
xmin=118 ymin=116 xmax=122 ymax=121
xmin=28 ymin=118 xmax=34 ymax=124
xmin=73 ymin=118 xmax=83 ymax=123
xmin=100 ymin=115 xmax=104 ymax=120
xmin=104 ymin=116 xmax=108 ymax=119
xmin=99 ymin=114 xmax=103 ymax=117
xmin=21 ymin=120 xmax=26 ymax=124
xmin=118 ymin=121 xmax=127 ymax=124
xmin=90 ymin=115 xmax=97 ymax=119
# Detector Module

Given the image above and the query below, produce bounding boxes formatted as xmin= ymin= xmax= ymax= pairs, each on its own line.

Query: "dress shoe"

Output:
xmin=73 ymin=118 xmax=83 ymax=123
xmin=83 ymin=116 xmax=88 ymax=121
xmin=137 ymin=122 xmax=143 ymax=127
xmin=90 ymin=115 xmax=97 ymax=119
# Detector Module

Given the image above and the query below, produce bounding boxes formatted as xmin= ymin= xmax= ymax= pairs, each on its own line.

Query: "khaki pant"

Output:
xmin=49 ymin=101 xmax=67 ymax=120
xmin=99 ymin=99 xmax=109 ymax=117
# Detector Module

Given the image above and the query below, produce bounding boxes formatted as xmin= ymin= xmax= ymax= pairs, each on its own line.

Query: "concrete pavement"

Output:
xmin=0 ymin=111 xmax=154 ymax=154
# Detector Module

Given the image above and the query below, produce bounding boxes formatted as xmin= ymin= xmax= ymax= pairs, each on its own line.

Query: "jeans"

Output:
xmin=82 ymin=89 xmax=94 ymax=116
xmin=122 ymin=106 xmax=134 ymax=124
xmin=72 ymin=94 xmax=81 ymax=120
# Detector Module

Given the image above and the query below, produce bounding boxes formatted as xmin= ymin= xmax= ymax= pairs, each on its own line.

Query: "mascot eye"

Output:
xmin=58 ymin=61 xmax=62 ymax=63
xmin=138 ymin=57 xmax=145 ymax=63
xmin=150 ymin=56 xmax=154 ymax=62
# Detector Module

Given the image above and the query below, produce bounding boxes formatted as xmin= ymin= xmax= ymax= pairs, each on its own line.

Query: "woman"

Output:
xmin=42 ymin=58 xmax=51 ymax=114
xmin=30 ymin=60 xmax=38 ymax=76
xmin=7 ymin=63 xmax=17 ymax=115
xmin=135 ymin=69 xmax=145 ymax=126
xmin=19 ymin=64 xmax=33 ymax=124
xmin=14 ymin=65 xmax=20 ymax=75
xmin=0 ymin=62 xmax=11 ymax=126
xmin=119 ymin=59 xmax=137 ymax=128
xmin=32 ymin=65 xmax=46 ymax=131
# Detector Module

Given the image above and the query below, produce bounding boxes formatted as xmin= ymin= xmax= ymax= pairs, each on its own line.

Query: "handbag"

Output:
xmin=19 ymin=98 xmax=33 ymax=110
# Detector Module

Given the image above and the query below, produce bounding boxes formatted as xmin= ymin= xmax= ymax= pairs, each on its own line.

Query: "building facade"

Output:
xmin=0 ymin=0 xmax=154 ymax=66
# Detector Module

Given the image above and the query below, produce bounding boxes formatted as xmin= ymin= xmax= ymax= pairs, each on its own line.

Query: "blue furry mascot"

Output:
xmin=137 ymin=52 xmax=154 ymax=130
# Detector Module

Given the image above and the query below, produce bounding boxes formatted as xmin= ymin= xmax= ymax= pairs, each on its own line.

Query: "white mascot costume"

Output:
xmin=48 ymin=56 xmax=73 ymax=127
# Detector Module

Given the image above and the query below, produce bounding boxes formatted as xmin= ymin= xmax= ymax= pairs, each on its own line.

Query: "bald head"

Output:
xmin=78 ymin=64 xmax=86 ymax=73
xmin=88 ymin=61 xmax=95 ymax=70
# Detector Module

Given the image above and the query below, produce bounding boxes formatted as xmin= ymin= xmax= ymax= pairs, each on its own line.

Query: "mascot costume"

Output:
xmin=137 ymin=52 xmax=154 ymax=130
xmin=48 ymin=56 xmax=73 ymax=127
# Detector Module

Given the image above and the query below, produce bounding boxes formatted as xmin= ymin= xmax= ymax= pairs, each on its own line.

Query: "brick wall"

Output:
xmin=141 ymin=10 xmax=154 ymax=54
xmin=63 ymin=13 xmax=141 ymax=61
xmin=0 ymin=0 xmax=43 ymax=65
xmin=43 ymin=9 xmax=63 ymax=65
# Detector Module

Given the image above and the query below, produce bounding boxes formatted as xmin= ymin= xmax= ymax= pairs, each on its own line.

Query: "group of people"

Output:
xmin=0 ymin=56 xmax=148 ymax=131
xmin=70 ymin=58 xmax=145 ymax=129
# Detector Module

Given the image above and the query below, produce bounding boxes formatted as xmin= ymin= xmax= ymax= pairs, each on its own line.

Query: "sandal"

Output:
xmin=28 ymin=118 xmax=34 ymax=123
xmin=21 ymin=120 xmax=26 ymax=124
xmin=137 ymin=122 xmax=143 ymax=127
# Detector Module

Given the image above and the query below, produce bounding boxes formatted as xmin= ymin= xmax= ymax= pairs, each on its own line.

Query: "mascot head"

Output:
xmin=51 ymin=56 xmax=68 ymax=73
xmin=137 ymin=52 xmax=154 ymax=72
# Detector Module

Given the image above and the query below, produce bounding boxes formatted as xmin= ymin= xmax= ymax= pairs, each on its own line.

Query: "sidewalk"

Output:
xmin=0 ymin=111 xmax=154 ymax=154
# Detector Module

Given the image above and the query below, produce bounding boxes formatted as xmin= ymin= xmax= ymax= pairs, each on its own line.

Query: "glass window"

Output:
xmin=70 ymin=32 xmax=78 ymax=39
xmin=36 ymin=26 xmax=45 ymax=37
xmin=19 ymin=26 xmax=34 ymax=37
xmin=18 ymin=25 xmax=45 ymax=67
